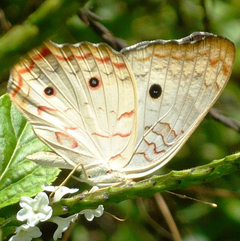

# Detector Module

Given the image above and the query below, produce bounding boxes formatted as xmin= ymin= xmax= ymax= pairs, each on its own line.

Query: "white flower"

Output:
xmin=80 ymin=205 xmax=104 ymax=221
xmin=51 ymin=214 xmax=78 ymax=240
xmin=42 ymin=185 xmax=79 ymax=202
xmin=79 ymin=186 xmax=104 ymax=221
xmin=9 ymin=224 xmax=41 ymax=241
xmin=89 ymin=186 xmax=100 ymax=193
xmin=17 ymin=192 xmax=52 ymax=226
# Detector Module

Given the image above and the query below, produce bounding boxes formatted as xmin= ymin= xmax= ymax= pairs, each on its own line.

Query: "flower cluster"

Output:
xmin=9 ymin=186 xmax=104 ymax=241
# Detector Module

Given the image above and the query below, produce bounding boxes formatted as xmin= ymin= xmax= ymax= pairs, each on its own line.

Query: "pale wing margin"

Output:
xmin=121 ymin=32 xmax=235 ymax=178
xmin=8 ymin=41 xmax=137 ymax=170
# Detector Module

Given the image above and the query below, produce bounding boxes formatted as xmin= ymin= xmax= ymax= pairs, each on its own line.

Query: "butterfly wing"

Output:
xmin=8 ymin=42 xmax=138 ymax=172
xmin=8 ymin=33 xmax=235 ymax=185
xmin=121 ymin=32 xmax=235 ymax=178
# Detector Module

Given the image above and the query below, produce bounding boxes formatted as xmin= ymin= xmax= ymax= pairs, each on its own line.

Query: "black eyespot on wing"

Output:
xmin=149 ymin=84 xmax=162 ymax=99
xmin=44 ymin=86 xmax=56 ymax=97
xmin=88 ymin=77 xmax=102 ymax=90
xmin=89 ymin=77 xmax=100 ymax=88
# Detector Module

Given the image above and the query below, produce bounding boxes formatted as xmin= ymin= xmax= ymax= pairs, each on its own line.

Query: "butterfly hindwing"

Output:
xmin=121 ymin=32 xmax=235 ymax=178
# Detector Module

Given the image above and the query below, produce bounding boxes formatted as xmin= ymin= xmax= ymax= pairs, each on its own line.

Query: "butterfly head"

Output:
xmin=79 ymin=164 xmax=128 ymax=187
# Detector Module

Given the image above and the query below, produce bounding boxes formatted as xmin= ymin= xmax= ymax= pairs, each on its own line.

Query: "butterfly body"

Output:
xmin=8 ymin=32 xmax=235 ymax=186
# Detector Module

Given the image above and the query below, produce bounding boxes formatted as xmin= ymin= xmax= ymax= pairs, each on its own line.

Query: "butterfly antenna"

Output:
xmin=166 ymin=191 xmax=217 ymax=208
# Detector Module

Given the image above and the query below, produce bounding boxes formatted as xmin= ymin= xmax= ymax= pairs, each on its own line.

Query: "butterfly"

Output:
xmin=8 ymin=32 xmax=235 ymax=186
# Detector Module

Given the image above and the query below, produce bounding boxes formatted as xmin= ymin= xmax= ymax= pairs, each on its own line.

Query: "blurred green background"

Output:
xmin=1 ymin=0 xmax=240 ymax=240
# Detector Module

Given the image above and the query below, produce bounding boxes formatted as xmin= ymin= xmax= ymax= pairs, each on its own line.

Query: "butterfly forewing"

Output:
xmin=121 ymin=32 xmax=235 ymax=178
xmin=8 ymin=42 xmax=138 ymax=171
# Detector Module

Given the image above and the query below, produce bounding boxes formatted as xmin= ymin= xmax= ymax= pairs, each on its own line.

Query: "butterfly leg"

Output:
xmin=49 ymin=163 xmax=83 ymax=203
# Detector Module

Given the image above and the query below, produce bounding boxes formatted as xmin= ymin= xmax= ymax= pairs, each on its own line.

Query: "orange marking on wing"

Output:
xmin=18 ymin=47 xmax=52 ymax=75
xmin=92 ymin=55 xmax=126 ymax=69
xmin=169 ymin=124 xmax=177 ymax=138
xmin=154 ymin=53 xmax=170 ymax=59
xmin=113 ymin=132 xmax=131 ymax=138
xmin=136 ymin=55 xmax=152 ymax=62
xmin=113 ymin=62 xmax=126 ymax=69
xmin=158 ymin=133 xmax=172 ymax=147
xmin=185 ymin=54 xmax=195 ymax=61
xmin=92 ymin=132 xmax=109 ymax=138
xmin=12 ymin=73 xmax=23 ymax=98
xmin=222 ymin=63 xmax=230 ymax=76
xmin=75 ymin=53 xmax=93 ymax=60
xmin=76 ymin=52 xmax=126 ymax=69
xmin=135 ymin=140 xmax=166 ymax=162
xmin=209 ymin=56 xmax=231 ymax=76
xmin=84 ymin=102 xmax=89 ymax=105
xmin=64 ymin=126 xmax=78 ymax=131
xmin=64 ymin=108 xmax=73 ymax=113
xmin=159 ymin=122 xmax=177 ymax=138
xmin=32 ymin=47 xmax=52 ymax=60
xmin=110 ymin=110 xmax=116 ymax=114
xmin=117 ymin=110 xmax=134 ymax=121
xmin=110 ymin=153 xmax=122 ymax=160
xmin=144 ymin=139 xmax=166 ymax=155
xmin=135 ymin=150 xmax=165 ymax=162
xmin=55 ymin=54 xmax=74 ymax=61
xmin=56 ymin=132 xmax=78 ymax=149
xmin=94 ymin=56 xmax=111 ymax=63
xmin=171 ymin=55 xmax=184 ymax=61
xmin=94 ymin=56 xmax=126 ymax=69
xmin=18 ymin=61 xmax=35 ymax=74
xmin=135 ymin=152 xmax=151 ymax=161
xmin=151 ymin=122 xmax=177 ymax=146
xmin=217 ymin=56 xmax=231 ymax=76
xmin=210 ymin=58 xmax=218 ymax=66
xmin=37 ymin=106 xmax=57 ymax=115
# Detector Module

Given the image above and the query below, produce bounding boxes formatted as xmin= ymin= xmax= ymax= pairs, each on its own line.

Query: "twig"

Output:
xmin=78 ymin=9 xmax=128 ymax=51
xmin=49 ymin=152 xmax=240 ymax=217
xmin=200 ymin=0 xmax=211 ymax=32
xmin=0 ymin=9 xmax=11 ymax=34
xmin=155 ymin=193 xmax=182 ymax=241
xmin=209 ymin=108 xmax=240 ymax=133
xmin=138 ymin=198 xmax=173 ymax=240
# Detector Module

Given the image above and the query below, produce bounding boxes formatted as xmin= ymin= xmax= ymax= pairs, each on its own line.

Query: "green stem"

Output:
xmin=53 ymin=152 xmax=240 ymax=216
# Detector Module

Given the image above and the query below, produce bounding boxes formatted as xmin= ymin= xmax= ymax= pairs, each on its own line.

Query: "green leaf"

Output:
xmin=0 ymin=94 xmax=60 ymax=209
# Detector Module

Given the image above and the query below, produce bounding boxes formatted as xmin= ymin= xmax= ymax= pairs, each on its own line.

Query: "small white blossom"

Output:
xmin=42 ymin=185 xmax=79 ymax=202
xmin=80 ymin=205 xmax=104 ymax=221
xmin=79 ymin=186 xmax=104 ymax=221
xmin=89 ymin=186 xmax=100 ymax=193
xmin=51 ymin=214 xmax=78 ymax=240
xmin=17 ymin=192 xmax=52 ymax=226
xmin=9 ymin=224 xmax=41 ymax=241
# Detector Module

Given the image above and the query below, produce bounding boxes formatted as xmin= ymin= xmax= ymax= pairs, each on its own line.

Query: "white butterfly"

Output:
xmin=8 ymin=32 xmax=235 ymax=186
